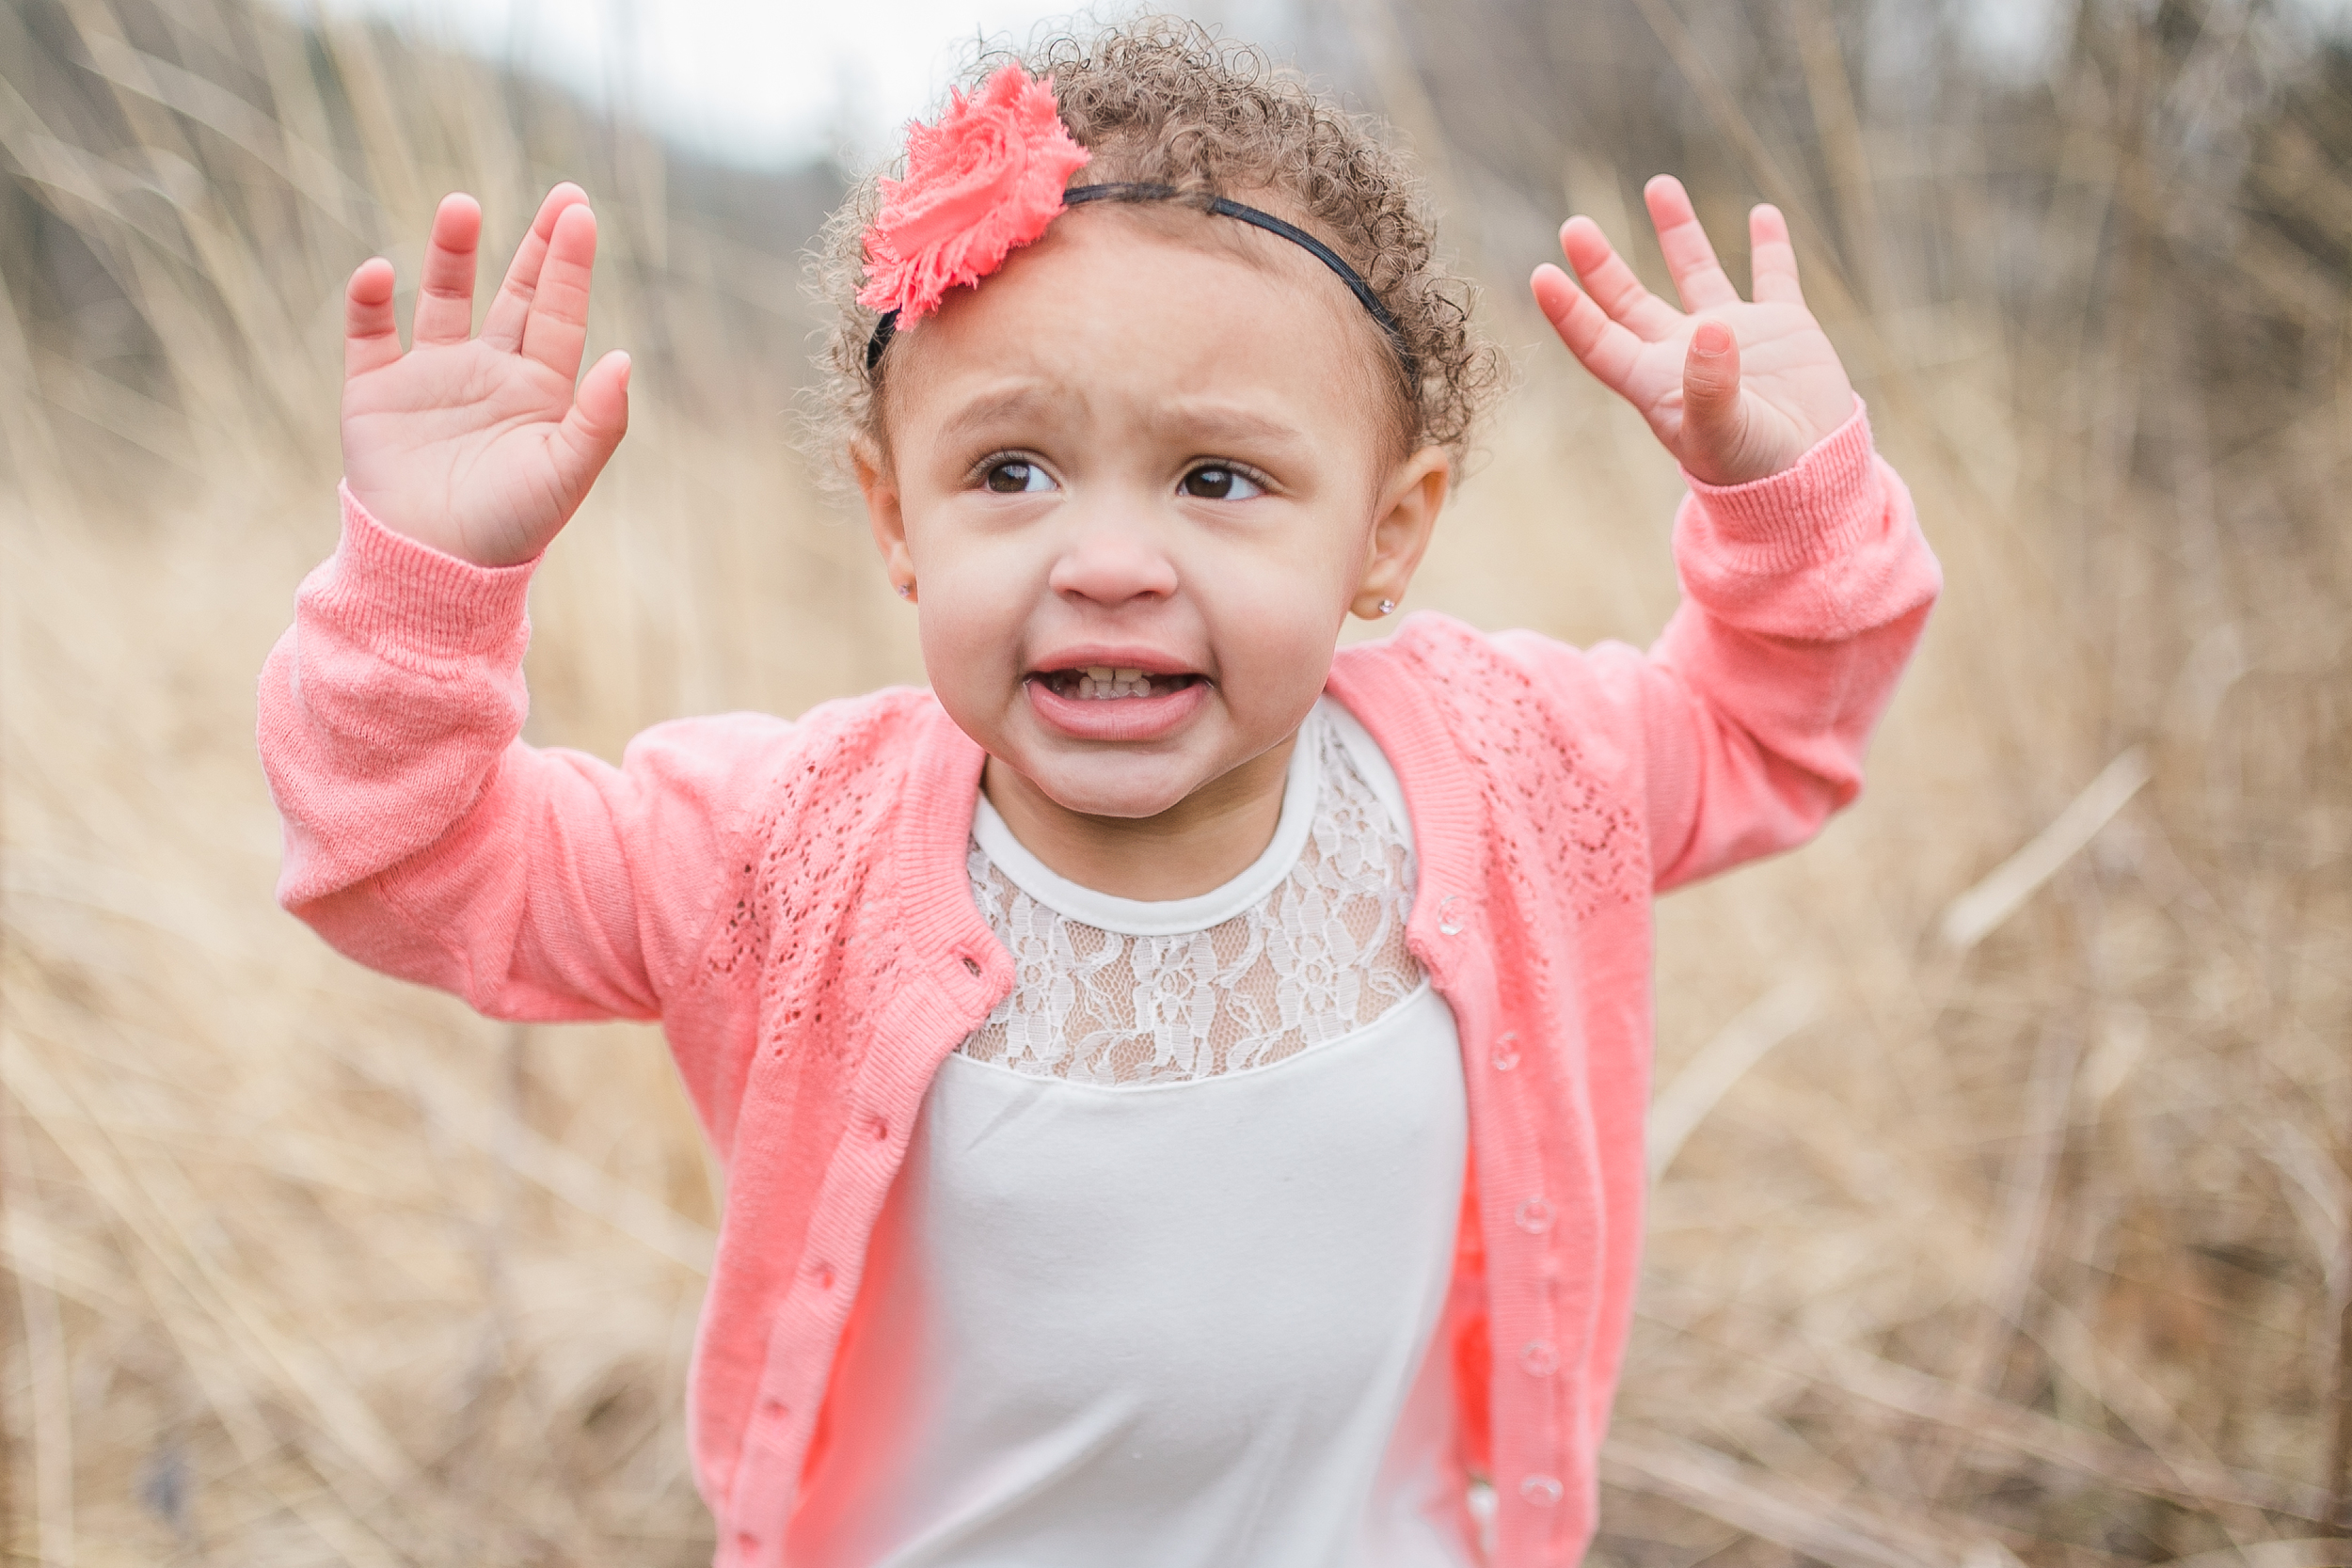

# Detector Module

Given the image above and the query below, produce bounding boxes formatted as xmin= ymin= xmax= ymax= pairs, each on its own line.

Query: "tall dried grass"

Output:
xmin=0 ymin=0 xmax=2345 ymax=1563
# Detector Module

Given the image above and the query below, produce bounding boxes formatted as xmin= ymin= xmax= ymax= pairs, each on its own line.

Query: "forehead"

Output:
xmin=879 ymin=205 xmax=1404 ymax=451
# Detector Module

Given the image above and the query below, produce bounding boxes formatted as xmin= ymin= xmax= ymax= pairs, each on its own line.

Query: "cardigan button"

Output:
xmin=810 ymin=1262 xmax=834 ymax=1291
xmin=1518 ymin=1474 xmax=1565 ymax=1506
xmin=1515 ymin=1196 xmax=1555 ymax=1234
xmin=1491 ymin=1032 xmax=1520 ymax=1071
xmin=868 ymin=1114 xmax=889 ymax=1142
xmin=736 ymin=1530 xmax=760 ymax=1560
xmin=1436 ymin=895 xmax=1466 ymax=936
xmin=1518 ymin=1338 xmax=1560 ymax=1376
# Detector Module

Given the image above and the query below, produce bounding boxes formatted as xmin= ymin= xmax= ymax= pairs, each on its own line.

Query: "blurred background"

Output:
xmin=1 ymin=0 xmax=2347 ymax=1561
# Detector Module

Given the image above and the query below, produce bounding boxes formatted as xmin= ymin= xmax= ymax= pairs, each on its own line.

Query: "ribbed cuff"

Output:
xmin=1678 ymin=396 xmax=1879 ymax=574
xmin=316 ymin=481 xmax=539 ymax=656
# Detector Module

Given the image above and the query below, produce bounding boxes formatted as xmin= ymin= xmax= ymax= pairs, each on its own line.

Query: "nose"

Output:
xmin=1045 ymin=509 xmax=1179 ymax=609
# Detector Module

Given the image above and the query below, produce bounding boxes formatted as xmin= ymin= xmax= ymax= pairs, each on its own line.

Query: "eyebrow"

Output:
xmin=935 ymin=380 xmax=1313 ymax=458
xmin=1147 ymin=401 xmax=1313 ymax=456
xmin=935 ymin=382 xmax=1069 ymax=449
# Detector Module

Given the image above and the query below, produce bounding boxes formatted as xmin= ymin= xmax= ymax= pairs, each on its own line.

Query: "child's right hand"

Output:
xmin=341 ymin=185 xmax=630 ymax=568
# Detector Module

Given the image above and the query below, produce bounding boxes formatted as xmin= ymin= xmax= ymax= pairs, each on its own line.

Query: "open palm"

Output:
xmin=1533 ymin=176 xmax=1854 ymax=487
xmin=342 ymin=184 xmax=629 ymax=567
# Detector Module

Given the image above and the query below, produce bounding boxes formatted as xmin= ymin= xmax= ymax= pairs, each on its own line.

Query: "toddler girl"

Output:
xmin=261 ymin=21 xmax=1938 ymax=1568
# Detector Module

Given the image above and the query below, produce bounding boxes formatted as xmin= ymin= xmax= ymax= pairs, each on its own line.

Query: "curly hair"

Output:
xmin=808 ymin=17 xmax=1505 ymax=476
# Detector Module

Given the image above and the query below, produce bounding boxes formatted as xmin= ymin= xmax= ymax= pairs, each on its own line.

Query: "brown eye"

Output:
xmin=1181 ymin=465 xmax=1263 ymax=500
xmin=984 ymin=459 xmax=1049 ymax=494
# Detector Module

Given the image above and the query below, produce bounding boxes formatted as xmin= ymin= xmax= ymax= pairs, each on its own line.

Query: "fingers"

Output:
xmin=1532 ymin=262 xmax=1646 ymax=396
xmin=1557 ymin=216 xmax=1682 ymax=341
xmin=344 ymin=257 xmax=402 ymax=379
xmin=1748 ymin=203 xmax=1805 ymax=305
xmin=412 ymin=193 xmax=483 ymax=344
xmin=1680 ymin=318 xmax=1746 ymax=465
xmin=483 ymin=183 xmax=591 ymax=351
xmin=554 ymin=350 xmax=631 ymax=502
xmin=519 ymin=202 xmax=598 ymax=379
xmin=1643 ymin=175 xmax=1741 ymax=312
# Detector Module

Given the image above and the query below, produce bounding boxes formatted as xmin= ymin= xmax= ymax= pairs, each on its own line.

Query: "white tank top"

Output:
xmin=785 ymin=705 xmax=1476 ymax=1568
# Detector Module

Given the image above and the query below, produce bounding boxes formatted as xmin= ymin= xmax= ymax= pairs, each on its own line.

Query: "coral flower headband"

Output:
xmin=858 ymin=64 xmax=1418 ymax=388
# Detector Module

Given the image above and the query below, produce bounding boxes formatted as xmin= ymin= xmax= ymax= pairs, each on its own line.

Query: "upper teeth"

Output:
xmin=1077 ymin=666 xmax=1157 ymax=699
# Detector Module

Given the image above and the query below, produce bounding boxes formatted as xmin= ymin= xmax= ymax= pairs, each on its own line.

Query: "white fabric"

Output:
xmin=784 ymin=702 xmax=1477 ymax=1568
xmin=961 ymin=703 xmax=1423 ymax=1084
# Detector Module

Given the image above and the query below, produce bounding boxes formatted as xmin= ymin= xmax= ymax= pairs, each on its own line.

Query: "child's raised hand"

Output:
xmin=341 ymin=186 xmax=629 ymax=567
xmin=1533 ymin=176 xmax=1854 ymax=488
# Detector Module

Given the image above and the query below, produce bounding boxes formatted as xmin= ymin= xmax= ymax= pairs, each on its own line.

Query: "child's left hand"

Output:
xmin=1534 ymin=175 xmax=1855 ymax=487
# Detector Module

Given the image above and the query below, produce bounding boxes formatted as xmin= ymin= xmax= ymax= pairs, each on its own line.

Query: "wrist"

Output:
xmin=337 ymin=468 xmax=548 ymax=568
xmin=317 ymin=481 xmax=538 ymax=654
xmin=1684 ymin=393 xmax=1855 ymax=488
xmin=1677 ymin=397 xmax=1878 ymax=570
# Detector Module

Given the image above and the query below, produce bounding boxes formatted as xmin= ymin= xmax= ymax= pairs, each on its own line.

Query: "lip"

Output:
xmin=1026 ymin=645 xmax=1201 ymax=679
xmin=1025 ymin=673 xmax=1209 ymax=741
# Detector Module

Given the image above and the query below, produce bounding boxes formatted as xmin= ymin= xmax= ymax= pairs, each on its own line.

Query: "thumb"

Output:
xmin=554 ymin=349 xmax=630 ymax=503
xmin=1679 ymin=320 xmax=1747 ymax=479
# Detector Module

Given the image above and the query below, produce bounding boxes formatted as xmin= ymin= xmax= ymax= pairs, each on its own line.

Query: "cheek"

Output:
xmin=911 ymin=534 xmax=1028 ymax=680
xmin=1200 ymin=525 xmax=1361 ymax=690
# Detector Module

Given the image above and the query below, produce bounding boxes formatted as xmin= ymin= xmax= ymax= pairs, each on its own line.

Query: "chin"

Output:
xmin=1025 ymin=755 xmax=1207 ymax=821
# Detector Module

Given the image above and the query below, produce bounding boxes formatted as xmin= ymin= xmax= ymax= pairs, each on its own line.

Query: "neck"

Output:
xmin=981 ymin=734 xmax=1299 ymax=902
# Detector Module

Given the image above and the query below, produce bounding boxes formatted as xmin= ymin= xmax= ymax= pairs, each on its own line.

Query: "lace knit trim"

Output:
xmin=960 ymin=720 xmax=1422 ymax=1085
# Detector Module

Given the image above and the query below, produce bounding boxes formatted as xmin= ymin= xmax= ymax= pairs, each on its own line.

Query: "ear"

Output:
xmin=854 ymin=436 xmax=917 ymax=600
xmin=1350 ymin=445 xmax=1451 ymax=620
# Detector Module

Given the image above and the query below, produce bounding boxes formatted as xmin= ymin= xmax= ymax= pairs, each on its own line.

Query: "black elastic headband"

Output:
xmin=863 ymin=182 xmax=1419 ymax=388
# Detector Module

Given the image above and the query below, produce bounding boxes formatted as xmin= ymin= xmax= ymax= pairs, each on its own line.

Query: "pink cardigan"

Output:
xmin=259 ymin=403 xmax=1935 ymax=1568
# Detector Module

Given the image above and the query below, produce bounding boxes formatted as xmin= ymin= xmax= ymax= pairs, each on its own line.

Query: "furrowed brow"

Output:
xmin=935 ymin=382 xmax=1068 ymax=448
xmin=1150 ymin=403 xmax=1311 ymax=457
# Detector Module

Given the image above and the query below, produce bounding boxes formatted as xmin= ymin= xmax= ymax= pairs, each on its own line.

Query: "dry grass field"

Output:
xmin=1 ymin=0 xmax=2346 ymax=1563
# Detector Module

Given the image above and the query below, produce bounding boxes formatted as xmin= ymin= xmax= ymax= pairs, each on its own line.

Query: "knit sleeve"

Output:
xmin=1486 ymin=400 xmax=1939 ymax=892
xmin=256 ymin=484 xmax=792 ymax=1022
xmin=1627 ymin=399 xmax=1939 ymax=888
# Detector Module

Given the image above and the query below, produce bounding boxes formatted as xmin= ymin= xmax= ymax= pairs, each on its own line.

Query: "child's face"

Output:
xmin=859 ymin=208 xmax=1448 ymax=822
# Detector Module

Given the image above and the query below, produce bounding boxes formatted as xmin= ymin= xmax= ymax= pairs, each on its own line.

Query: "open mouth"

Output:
xmin=1034 ymin=666 xmax=1203 ymax=701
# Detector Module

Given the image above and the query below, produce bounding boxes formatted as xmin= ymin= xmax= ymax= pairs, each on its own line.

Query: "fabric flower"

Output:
xmin=857 ymin=64 xmax=1092 ymax=325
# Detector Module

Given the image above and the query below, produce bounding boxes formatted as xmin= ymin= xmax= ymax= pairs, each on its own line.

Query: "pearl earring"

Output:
xmin=1376 ymin=598 xmax=1396 ymax=616
xmin=896 ymin=582 xmax=913 ymax=599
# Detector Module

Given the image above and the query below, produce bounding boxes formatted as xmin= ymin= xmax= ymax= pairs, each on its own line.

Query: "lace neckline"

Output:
xmin=968 ymin=711 xmax=1325 ymax=937
xmin=959 ymin=705 xmax=1422 ymax=1086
